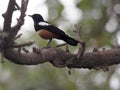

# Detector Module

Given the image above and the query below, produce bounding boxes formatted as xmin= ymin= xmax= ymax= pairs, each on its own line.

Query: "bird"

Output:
xmin=28 ymin=14 xmax=79 ymax=47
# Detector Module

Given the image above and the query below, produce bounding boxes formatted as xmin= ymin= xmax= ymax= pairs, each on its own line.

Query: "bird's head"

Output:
xmin=28 ymin=14 xmax=44 ymax=23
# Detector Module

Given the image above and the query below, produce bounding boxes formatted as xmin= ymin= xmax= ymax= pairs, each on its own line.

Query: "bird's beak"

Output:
xmin=28 ymin=15 xmax=32 ymax=17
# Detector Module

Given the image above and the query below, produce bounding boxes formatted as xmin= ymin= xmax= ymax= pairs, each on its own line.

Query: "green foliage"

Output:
xmin=77 ymin=0 xmax=94 ymax=10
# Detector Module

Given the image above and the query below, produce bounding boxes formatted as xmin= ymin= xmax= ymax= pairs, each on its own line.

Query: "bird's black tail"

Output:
xmin=62 ymin=36 xmax=78 ymax=46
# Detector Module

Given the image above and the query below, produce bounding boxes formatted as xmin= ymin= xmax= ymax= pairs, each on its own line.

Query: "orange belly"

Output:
xmin=37 ymin=29 xmax=58 ymax=39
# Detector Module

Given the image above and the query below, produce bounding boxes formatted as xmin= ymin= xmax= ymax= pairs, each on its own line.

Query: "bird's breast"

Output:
xmin=37 ymin=29 xmax=59 ymax=39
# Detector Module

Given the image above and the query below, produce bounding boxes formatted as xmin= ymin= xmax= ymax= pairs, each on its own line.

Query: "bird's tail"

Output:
xmin=62 ymin=36 xmax=78 ymax=46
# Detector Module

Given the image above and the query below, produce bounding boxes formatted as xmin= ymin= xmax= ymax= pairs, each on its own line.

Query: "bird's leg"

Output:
xmin=46 ymin=39 xmax=52 ymax=48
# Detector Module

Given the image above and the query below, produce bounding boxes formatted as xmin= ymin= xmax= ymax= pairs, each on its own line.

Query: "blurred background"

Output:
xmin=0 ymin=0 xmax=120 ymax=90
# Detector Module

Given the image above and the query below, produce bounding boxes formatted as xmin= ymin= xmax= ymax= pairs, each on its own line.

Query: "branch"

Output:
xmin=0 ymin=0 xmax=16 ymax=50
xmin=10 ymin=0 xmax=29 ymax=40
xmin=9 ymin=41 xmax=34 ymax=48
xmin=4 ymin=47 xmax=120 ymax=69
xmin=4 ymin=47 xmax=73 ymax=66
xmin=1 ymin=0 xmax=120 ymax=71
xmin=0 ymin=0 xmax=29 ymax=63
xmin=12 ymin=0 xmax=29 ymax=31
xmin=1 ymin=0 xmax=29 ymax=48
xmin=2 ymin=0 xmax=15 ymax=32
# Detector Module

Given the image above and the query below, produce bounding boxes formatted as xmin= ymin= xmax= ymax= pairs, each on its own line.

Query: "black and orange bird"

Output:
xmin=29 ymin=14 xmax=79 ymax=47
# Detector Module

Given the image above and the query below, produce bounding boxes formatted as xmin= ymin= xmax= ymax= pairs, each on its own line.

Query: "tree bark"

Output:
xmin=4 ymin=47 xmax=120 ymax=69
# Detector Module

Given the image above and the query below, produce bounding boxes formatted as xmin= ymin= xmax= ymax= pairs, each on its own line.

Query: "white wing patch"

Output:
xmin=39 ymin=22 xmax=50 ymax=26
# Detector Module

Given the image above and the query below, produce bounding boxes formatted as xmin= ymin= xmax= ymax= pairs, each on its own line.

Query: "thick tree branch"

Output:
xmin=0 ymin=0 xmax=16 ymax=50
xmin=1 ymin=0 xmax=120 ymax=70
xmin=4 ymin=47 xmax=120 ymax=69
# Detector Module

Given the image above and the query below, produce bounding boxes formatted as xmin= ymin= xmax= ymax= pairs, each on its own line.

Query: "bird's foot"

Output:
xmin=42 ymin=44 xmax=51 ymax=49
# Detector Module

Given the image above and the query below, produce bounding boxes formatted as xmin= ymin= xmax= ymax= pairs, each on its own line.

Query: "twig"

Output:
xmin=93 ymin=48 xmax=99 ymax=52
xmin=33 ymin=47 xmax=42 ymax=54
xmin=55 ymin=43 xmax=67 ymax=47
xmin=0 ymin=51 xmax=4 ymax=63
xmin=74 ymin=25 xmax=86 ymax=58
xmin=14 ymin=33 xmax=22 ymax=40
xmin=77 ymin=42 xmax=86 ymax=58
xmin=15 ymin=1 xmax=21 ymax=10
xmin=10 ymin=41 xmax=34 ymax=48
xmin=66 ymin=44 xmax=70 ymax=53
xmin=22 ymin=47 xmax=29 ymax=53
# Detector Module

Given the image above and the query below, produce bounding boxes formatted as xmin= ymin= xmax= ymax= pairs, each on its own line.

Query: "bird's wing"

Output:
xmin=38 ymin=21 xmax=68 ymax=38
xmin=39 ymin=22 xmax=51 ymax=26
